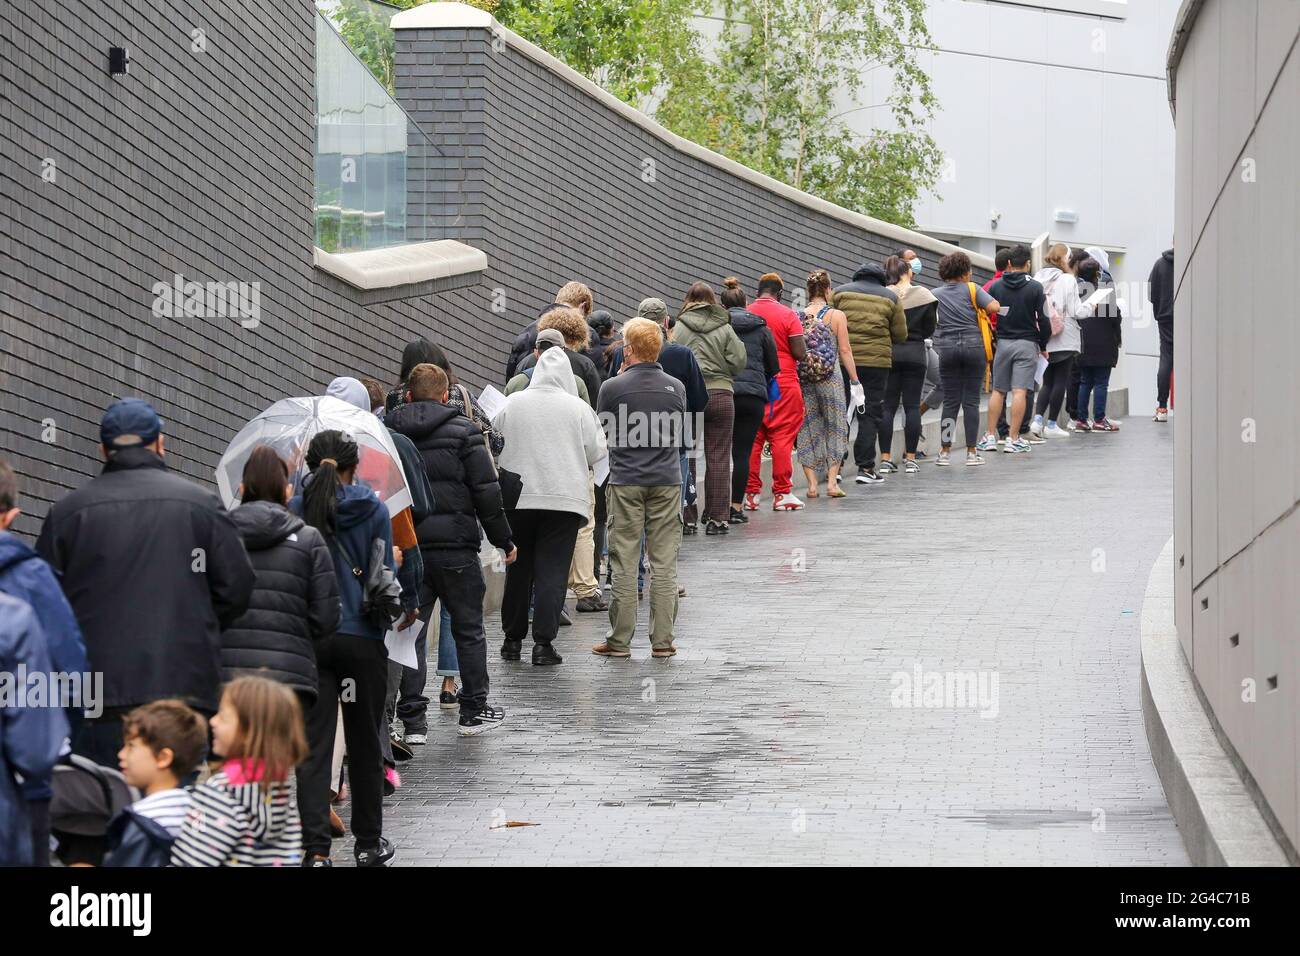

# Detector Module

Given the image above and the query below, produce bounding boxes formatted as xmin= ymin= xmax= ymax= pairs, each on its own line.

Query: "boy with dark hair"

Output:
xmin=104 ymin=700 xmax=208 ymax=866
xmin=984 ymin=245 xmax=1050 ymax=453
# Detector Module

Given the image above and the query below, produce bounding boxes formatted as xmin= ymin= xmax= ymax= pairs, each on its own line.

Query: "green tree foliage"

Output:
xmin=659 ymin=0 xmax=942 ymax=227
xmin=327 ymin=0 xmax=942 ymax=227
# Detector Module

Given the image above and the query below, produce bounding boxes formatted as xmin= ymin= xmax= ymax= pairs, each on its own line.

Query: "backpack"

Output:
xmin=1043 ymin=275 xmax=1066 ymax=337
xmin=797 ymin=305 xmax=837 ymax=384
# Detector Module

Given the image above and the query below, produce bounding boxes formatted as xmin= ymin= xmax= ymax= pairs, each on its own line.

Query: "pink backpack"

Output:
xmin=1043 ymin=275 xmax=1066 ymax=337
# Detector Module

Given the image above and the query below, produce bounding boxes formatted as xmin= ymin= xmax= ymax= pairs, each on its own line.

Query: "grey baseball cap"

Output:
xmin=535 ymin=328 xmax=566 ymax=349
xmin=637 ymin=297 xmax=668 ymax=322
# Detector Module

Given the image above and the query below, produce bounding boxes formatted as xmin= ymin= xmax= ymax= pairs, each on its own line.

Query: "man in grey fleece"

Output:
xmin=592 ymin=318 xmax=688 ymax=658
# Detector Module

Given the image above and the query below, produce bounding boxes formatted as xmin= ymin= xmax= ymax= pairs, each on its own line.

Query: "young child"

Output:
xmin=170 ymin=676 xmax=307 ymax=867
xmin=103 ymin=700 xmax=207 ymax=866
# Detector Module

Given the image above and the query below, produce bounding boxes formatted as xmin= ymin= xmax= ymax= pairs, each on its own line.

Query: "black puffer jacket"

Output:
xmin=221 ymin=501 xmax=339 ymax=700
xmin=386 ymin=400 xmax=514 ymax=556
xmin=1078 ymin=269 xmax=1123 ymax=367
xmin=35 ymin=447 xmax=255 ymax=714
xmin=729 ymin=308 xmax=780 ymax=400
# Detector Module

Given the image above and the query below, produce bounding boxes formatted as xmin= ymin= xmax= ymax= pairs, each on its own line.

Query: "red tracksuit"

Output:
xmin=746 ymin=295 xmax=805 ymax=496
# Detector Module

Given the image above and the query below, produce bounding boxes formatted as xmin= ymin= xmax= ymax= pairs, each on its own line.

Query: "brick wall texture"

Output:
xmin=1 ymin=1 xmax=982 ymax=538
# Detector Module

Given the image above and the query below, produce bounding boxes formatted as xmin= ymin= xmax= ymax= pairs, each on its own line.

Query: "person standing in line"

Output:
xmin=1030 ymin=243 xmax=1095 ymax=438
xmin=494 ymin=348 xmax=607 ymax=665
xmin=876 ymin=257 xmax=937 ymax=476
xmin=290 ymin=430 xmax=397 ymax=868
xmin=505 ymin=280 xmax=596 ymax=380
xmin=1074 ymin=255 xmax=1124 ymax=431
xmin=593 ymin=318 xmax=688 ymax=658
xmin=931 ymin=252 xmax=1000 ymax=466
xmin=586 ymin=309 xmax=616 ymax=380
xmin=221 ymin=446 xmax=339 ymax=830
xmin=171 ymin=676 xmax=306 ymax=868
xmin=1149 ymin=247 xmax=1175 ymax=421
xmin=797 ymin=270 xmax=853 ymax=496
xmin=832 ymin=262 xmax=907 ymax=484
xmin=745 ymin=273 xmax=809 ymax=510
xmin=36 ymin=398 xmax=255 ymax=767
xmin=0 ymin=458 xmax=86 ymax=866
xmin=724 ymin=279 xmax=780 ymax=523
xmin=982 ymin=245 xmax=1050 ymax=455
xmin=671 ymin=281 xmax=747 ymax=535
xmin=0 ymin=591 xmax=66 ymax=867
xmin=984 ymin=248 xmax=1031 ymax=444
xmin=1063 ymin=248 xmax=1090 ymax=427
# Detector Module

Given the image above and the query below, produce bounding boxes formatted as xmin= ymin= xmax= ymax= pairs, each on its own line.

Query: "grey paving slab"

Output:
xmin=335 ymin=418 xmax=1186 ymax=866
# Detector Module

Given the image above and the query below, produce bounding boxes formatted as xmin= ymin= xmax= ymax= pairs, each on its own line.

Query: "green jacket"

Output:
xmin=672 ymin=303 xmax=747 ymax=391
xmin=832 ymin=264 xmax=907 ymax=368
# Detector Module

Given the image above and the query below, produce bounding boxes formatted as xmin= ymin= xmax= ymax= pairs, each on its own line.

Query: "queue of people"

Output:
xmin=1 ymin=244 xmax=1149 ymax=868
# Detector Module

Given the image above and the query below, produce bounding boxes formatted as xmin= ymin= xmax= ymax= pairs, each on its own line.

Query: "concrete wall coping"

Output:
xmin=1165 ymin=0 xmax=1205 ymax=117
xmin=1139 ymin=537 xmax=1292 ymax=866
xmin=391 ymin=2 xmax=994 ymax=271
xmin=313 ymin=239 xmax=488 ymax=290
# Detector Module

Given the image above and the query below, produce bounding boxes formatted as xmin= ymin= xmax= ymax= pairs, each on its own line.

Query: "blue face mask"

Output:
xmin=910 ymin=258 xmax=923 ymax=275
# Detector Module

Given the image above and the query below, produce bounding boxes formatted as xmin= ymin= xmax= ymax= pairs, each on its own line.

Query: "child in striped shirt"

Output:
xmin=171 ymin=676 xmax=307 ymax=867
xmin=103 ymin=699 xmax=208 ymax=866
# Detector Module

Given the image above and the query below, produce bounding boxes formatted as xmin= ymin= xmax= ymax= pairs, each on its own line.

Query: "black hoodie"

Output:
xmin=222 ymin=500 xmax=339 ymax=700
xmin=1148 ymin=249 xmax=1174 ymax=325
xmin=729 ymin=307 xmax=780 ymax=400
xmin=387 ymin=400 xmax=514 ymax=556
xmin=987 ymin=270 xmax=1051 ymax=349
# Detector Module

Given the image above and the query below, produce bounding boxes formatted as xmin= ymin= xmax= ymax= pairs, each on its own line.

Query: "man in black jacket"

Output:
xmin=386 ymin=365 xmax=517 ymax=735
xmin=36 ymin=399 xmax=255 ymax=766
xmin=986 ymin=245 xmax=1051 ymax=451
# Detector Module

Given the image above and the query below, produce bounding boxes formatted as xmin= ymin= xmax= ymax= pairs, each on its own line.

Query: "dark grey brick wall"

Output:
xmin=0 ymin=3 xmax=979 ymax=540
xmin=0 ymin=0 xmax=491 ymax=538
xmin=394 ymin=26 xmax=988 ymax=380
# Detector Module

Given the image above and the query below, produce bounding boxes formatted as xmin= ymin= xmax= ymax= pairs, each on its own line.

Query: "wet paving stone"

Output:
xmin=337 ymin=419 xmax=1187 ymax=865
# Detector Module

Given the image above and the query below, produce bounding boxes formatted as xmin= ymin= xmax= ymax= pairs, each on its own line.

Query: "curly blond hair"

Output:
xmin=538 ymin=306 xmax=590 ymax=350
xmin=554 ymin=281 xmax=594 ymax=316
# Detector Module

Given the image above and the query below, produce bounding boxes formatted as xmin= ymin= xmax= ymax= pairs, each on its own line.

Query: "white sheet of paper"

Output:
xmin=1034 ymin=354 xmax=1049 ymax=388
xmin=476 ymin=384 xmax=507 ymax=420
xmin=384 ymin=619 xmax=424 ymax=668
xmin=1082 ymin=287 xmax=1114 ymax=310
xmin=593 ymin=454 xmax=610 ymax=486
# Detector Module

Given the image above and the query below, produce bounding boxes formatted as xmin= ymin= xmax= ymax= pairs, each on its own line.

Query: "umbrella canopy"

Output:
xmin=216 ymin=395 xmax=413 ymax=517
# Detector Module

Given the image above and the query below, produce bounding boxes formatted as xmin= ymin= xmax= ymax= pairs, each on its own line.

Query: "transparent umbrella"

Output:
xmin=216 ymin=396 xmax=413 ymax=516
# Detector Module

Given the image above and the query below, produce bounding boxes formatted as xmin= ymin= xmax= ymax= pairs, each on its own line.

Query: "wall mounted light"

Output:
xmin=1053 ymin=208 xmax=1079 ymax=224
xmin=109 ymin=47 xmax=130 ymax=75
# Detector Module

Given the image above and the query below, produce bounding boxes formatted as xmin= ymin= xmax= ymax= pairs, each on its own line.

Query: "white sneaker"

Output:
xmin=773 ymin=493 xmax=805 ymax=511
xmin=1154 ymin=407 xmax=1168 ymax=422
xmin=403 ymin=733 xmax=427 ymax=746
xmin=1044 ymin=422 xmax=1069 ymax=438
xmin=1029 ymin=416 xmax=1045 ymax=438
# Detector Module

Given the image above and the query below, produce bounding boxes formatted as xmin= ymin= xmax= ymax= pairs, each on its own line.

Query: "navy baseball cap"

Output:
xmin=100 ymin=398 xmax=163 ymax=448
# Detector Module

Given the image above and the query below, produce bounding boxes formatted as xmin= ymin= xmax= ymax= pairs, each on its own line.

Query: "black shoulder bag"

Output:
xmin=335 ymin=534 xmax=404 ymax=633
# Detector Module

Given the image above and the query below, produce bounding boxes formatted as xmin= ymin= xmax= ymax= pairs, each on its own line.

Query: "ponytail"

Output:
xmin=302 ymin=430 xmax=359 ymax=535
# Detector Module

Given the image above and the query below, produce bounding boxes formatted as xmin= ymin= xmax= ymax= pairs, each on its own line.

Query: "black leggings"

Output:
xmin=879 ymin=358 xmax=926 ymax=456
xmin=1157 ymin=318 xmax=1173 ymax=407
xmin=731 ymin=394 xmax=766 ymax=503
xmin=937 ymin=340 xmax=986 ymax=449
xmin=1035 ymin=351 xmax=1076 ymax=422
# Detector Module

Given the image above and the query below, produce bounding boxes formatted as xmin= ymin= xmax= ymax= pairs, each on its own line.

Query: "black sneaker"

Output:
xmin=532 ymin=643 xmax=563 ymax=666
xmin=388 ymin=733 xmax=414 ymax=762
xmin=558 ymin=608 xmax=572 ymax=626
xmin=682 ymin=522 xmax=698 ymax=535
xmin=500 ymin=638 xmax=522 ymax=661
xmin=354 ymin=837 xmax=396 ymax=868
xmin=728 ymin=508 xmax=748 ymax=524
xmin=439 ymin=688 xmax=460 ymax=710
xmin=854 ymin=468 xmax=884 ymax=484
xmin=704 ymin=519 xmax=729 ymax=535
xmin=302 ymin=853 xmax=332 ymax=867
xmin=575 ymin=593 xmax=607 ymax=612
xmin=458 ymin=704 xmax=506 ymax=737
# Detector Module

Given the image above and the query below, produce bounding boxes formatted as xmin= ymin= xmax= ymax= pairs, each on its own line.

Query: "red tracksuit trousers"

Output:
xmin=747 ymin=378 xmax=805 ymax=496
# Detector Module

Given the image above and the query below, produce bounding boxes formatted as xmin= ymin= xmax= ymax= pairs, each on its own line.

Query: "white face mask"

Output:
xmin=910 ymin=258 xmax=923 ymax=275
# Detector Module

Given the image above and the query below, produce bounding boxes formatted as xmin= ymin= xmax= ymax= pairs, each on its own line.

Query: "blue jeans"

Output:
xmin=1077 ymin=365 xmax=1112 ymax=420
xmin=435 ymin=603 xmax=457 ymax=677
